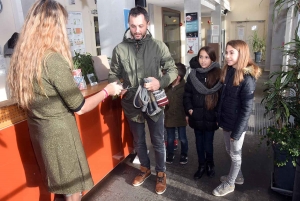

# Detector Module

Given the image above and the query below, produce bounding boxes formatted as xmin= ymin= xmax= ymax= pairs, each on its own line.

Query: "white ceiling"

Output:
xmin=146 ymin=0 xmax=213 ymax=15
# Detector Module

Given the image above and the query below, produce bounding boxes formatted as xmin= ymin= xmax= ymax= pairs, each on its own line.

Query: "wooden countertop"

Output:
xmin=81 ymin=81 xmax=108 ymax=98
xmin=0 ymin=81 xmax=108 ymax=130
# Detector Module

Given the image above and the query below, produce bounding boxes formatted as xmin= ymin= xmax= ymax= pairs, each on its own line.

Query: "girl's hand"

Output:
xmin=189 ymin=109 xmax=193 ymax=115
xmin=105 ymin=82 xmax=123 ymax=96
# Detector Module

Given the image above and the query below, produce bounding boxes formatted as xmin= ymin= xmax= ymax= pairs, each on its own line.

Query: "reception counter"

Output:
xmin=0 ymin=82 xmax=133 ymax=201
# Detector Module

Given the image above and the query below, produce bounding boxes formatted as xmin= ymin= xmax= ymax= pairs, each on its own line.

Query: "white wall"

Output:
xmin=0 ymin=0 xmax=98 ymax=102
xmin=57 ymin=0 xmax=97 ymax=56
xmin=0 ymin=0 xmax=98 ymax=56
xmin=97 ymin=0 xmax=135 ymax=57
xmin=226 ymin=0 xmax=270 ymax=42
xmin=153 ymin=5 xmax=163 ymax=41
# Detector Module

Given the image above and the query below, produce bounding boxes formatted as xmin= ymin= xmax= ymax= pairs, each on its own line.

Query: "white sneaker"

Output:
xmin=212 ymin=182 xmax=235 ymax=196
xmin=220 ymin=175 xmax=244 ymax=185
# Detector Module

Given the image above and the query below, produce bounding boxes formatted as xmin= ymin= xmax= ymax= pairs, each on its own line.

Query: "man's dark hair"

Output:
xmin=128 ymin=6 xmax=149 ymax=23
xmin=175 ymin=63 xmax=187 ymax=81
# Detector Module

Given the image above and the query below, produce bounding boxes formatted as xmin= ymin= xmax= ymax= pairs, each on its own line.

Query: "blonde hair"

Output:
xmin=8 ymin=0 xmax=72 ymax=109
xmin=220 ymin=40 xmax=261 ymax=86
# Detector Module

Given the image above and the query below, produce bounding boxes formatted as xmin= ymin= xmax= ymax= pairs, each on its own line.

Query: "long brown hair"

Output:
xmin=8 ymin=0 xmax=72 ymax=109
xmin=198 ymin=46 xmax=220 ymax=110
xmin=220 ymin=40 xmax=261 ymax=86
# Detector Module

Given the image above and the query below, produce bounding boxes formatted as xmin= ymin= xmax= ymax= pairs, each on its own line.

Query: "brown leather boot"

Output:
xmin=132 ymin=166 xmax=151 ymax=186
xmin=155 ymin=172 xmax=167 ymax=194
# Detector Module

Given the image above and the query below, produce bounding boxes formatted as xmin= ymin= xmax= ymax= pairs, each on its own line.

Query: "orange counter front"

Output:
xmin=0 ymin=82 xmax=133 ymax=201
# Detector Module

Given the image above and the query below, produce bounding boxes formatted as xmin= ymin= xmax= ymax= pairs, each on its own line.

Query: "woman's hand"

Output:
xmin=189 ymin=109 xmax=193 ymax=116
xmin=105 ymin=82 xmax=123 ymax=96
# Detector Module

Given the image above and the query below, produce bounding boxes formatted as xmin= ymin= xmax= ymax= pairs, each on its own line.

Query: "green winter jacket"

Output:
xmin=108 ymin=29 xmax=178 ymax=123
xmin=164 ymin=79 xmax=187 ymax=128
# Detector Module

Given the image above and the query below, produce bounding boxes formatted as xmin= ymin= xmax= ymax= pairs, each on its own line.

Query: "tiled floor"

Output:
xmin=82 ymin=70 xmax=293 ymax=201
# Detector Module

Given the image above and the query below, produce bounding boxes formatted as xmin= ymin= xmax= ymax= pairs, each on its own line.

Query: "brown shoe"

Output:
xmin=155 ymin=172 xmax=167 ymax=194
xmin=132 ymin=166 xmax=151 ymax=186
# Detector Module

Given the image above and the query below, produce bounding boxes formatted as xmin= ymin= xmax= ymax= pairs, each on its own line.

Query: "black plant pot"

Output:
xmin=292 ymin=157 xmax=300 ymax=201
xmin=272 ymin=144 xmax=296 ymax=195
xmin=254 ymin=51 xmax=262 ymax=63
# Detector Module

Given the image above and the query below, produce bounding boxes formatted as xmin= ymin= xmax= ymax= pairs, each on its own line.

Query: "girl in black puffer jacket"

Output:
xmin=183 ymin=46 xmax=222 ymax=180
xmin=212 ymin=40 xmax=261 ymax=197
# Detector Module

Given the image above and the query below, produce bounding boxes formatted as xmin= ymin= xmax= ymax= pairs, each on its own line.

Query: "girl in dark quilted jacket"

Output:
xmin=183 ymin=46 xmax=222 ymax=180
xmin=212 ymin=40 xmax=261 ymax=197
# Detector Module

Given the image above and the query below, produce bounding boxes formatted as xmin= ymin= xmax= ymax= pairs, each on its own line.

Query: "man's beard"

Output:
xmin=131 ymin=32 xmax=146 ymax=41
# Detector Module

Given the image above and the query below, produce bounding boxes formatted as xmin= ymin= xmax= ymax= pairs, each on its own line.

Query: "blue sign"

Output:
xmin=124 ymin=9 xmax=130 ymax=30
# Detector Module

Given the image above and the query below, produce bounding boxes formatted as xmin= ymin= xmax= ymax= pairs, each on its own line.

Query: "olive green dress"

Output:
xmin=26 ymin=52 xmax=94 ymax=194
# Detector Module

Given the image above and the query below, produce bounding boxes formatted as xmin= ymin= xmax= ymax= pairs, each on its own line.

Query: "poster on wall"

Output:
xmin=67 ymin=12 xmax=86 ymax=56
xmin=212 ymin=36 xmax=219 ymax=43
xmin=185 ymin=12 xmax=198 ymax=38
xmin=212 ymin=25 xmax=219 ymax=36
xmin=185 ymin=12 xmax=199 ymax=54
xmin=237 ymin=27 xmax=245 ymax=40
xmin=187 ymin=37 xmax=199 ymax=55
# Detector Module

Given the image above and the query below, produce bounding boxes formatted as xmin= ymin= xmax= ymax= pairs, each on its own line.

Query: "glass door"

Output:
xmin=162 ymin=8 xmax=181 ymax=63
xmin=94 ymin=16 xmax=101 ymax=55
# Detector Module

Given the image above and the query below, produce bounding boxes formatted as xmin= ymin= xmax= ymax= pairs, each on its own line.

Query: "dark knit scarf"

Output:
xmin=189 ymin=62 xmax=222 ymax=95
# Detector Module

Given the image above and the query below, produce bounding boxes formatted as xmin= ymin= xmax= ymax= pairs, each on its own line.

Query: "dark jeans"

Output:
xmin=166 ymin=127 xmax=188 ymax=155
xmin=194 ymin=129 xmax=215 ymax=165
xmin=127 ymin=113 xmax=166 ymax=172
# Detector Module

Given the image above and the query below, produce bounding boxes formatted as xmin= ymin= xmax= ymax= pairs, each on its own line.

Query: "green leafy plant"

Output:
xmin=73 ymin=52 xmax=98 ymax=84
xmin=261 ymin=24 xmax=300 ymax=167
xmin=249 ymin=31 xmax=265 ymax=53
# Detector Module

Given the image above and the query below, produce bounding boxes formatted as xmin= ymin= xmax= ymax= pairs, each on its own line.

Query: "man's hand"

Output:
xmin=144 ymin=77 xmax=160 ymax=91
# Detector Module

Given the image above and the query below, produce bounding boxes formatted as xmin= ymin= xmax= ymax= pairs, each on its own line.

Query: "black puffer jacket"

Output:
xmin=218 ymin=66 xmax=256 ymax=140
xmin=183 ymin=56 xmax=221 ymax=131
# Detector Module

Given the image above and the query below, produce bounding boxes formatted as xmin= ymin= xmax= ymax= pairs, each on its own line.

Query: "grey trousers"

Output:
xmin=127 ymin=113 xmax=166 ymax=172
xmin=223 ymin=130 xmax=246 ymax=185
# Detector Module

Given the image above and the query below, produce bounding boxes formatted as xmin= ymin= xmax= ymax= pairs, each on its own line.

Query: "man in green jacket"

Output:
xmin=108 ymin=6 xmax=177 ymax=195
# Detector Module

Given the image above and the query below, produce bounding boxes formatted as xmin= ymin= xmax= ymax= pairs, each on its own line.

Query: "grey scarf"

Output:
xmin=189 ymin=62 xmax=222 ymax=95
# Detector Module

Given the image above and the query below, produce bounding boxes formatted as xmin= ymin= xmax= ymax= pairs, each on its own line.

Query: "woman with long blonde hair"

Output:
xmin=8 ymin=1 xmax=122 ymax=200
xmin=212 ymin=40 xmax=261 ymax=197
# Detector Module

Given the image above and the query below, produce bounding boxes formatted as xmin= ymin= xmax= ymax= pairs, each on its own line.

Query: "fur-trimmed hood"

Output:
xmin=243 ymin=65 xmax=262 ymax=80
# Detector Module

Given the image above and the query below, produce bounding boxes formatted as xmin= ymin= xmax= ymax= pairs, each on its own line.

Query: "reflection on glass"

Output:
xmin=163 ymin=11 xmax=181 ymax=63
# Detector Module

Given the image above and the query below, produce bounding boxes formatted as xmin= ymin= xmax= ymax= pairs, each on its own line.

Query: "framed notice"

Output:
xmin=211 ymin=25 xmax=219 ymax=36
xmin=237 ymin=27 xmax=245 ymax=40
xmin=67 ymin=12 xmax=86 ymax=56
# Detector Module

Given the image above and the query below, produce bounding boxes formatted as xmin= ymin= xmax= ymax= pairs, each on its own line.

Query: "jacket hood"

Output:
xmin=243 ymin=65 xmax=262 ymax=79
xmin=167 ymin=78 xmax=185 ymax=90
xmin=189 ymin=56 xmax=220 ymax=70
xmin=123 ymin=28 xmax=152 ymax=43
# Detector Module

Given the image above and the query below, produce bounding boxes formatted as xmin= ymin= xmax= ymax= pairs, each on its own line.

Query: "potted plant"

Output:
xmin=261 ymin=23 xmax=300 ymax=195
xmin=249 ymin=31 xmax=265 ymax=63
xmin=73 ymin=51 xmax=98 ymax=85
